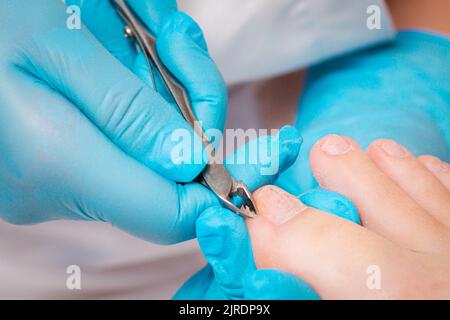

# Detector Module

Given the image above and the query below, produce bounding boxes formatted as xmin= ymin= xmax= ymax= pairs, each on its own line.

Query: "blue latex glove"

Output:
xmin=65 ymin=0 xmax=224 ymax=134
xmin=278 ymin=31 xmax=450 ymax=194
xmin=0 ymin=0 xmax=301 ymax=244
xmin=174 ymin=188 xmax=360 ymax=299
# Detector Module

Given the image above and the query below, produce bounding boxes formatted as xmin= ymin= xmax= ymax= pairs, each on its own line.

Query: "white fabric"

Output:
xmin=0 ymin=220 xmax=205 ymax=299
xmin=180 ymin=0 xmax=395 ymax=84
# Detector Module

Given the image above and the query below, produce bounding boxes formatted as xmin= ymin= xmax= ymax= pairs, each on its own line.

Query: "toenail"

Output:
xmin=424 ymin=156 xmax=448 ymax=173
xmin=254 ymin=186 xmax=306 ymax=225
xmin=380 ymin=140 xmax=408 ymax=158
xmin=254 ymin=185 xmax=278 ymax=200
xmin=320 ymin=134 xmax=353 ymax=156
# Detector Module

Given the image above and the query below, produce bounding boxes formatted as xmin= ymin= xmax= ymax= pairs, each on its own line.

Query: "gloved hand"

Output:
xmin=65 ymin=0 xmax=223 ymax=133
xmin=277 ymin=31 xmax=450 ymax=195
xmin=175 ymin=188 xmax=360 ymax=299
xmin=0 ymin=0 xmax=301 ymax=244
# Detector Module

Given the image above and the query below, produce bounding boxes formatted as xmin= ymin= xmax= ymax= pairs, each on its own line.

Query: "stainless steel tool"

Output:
xmin=110 ymin=0 xmax=257 ymax=217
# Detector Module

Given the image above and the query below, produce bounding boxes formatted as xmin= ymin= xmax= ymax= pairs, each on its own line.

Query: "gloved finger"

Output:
xmin=66 ymin=0 xmax=178 ymax=54
xmin=299 ymin=188 xmax=361 ymax=224
xmin=243 ymin=270 xmax=320 ymax=300
xmin=173 ymin=264 xmax=232 ymax=300
xmin=191 ymin=128 xmax=301 ymax=297
xmin=196 ymin=206 xmax=254 ymax=299
xmin=225 ymin=125 xmax=302 ymax=190
xmin=173 ymin=265 xmax=214 ymax=300
xmin=65 ymin=0 xmax=137 ymax=69
xmin=67 ymin=3 xmax=226 ymax=135
xmin=10 ymin=4 xmax=205 ymax=182
xmin=65 ymin=0 xmax=178 ymax=86
xmin=174 ymin=129 xmax=302 ymax=298
xmin=157 ymin=12 xmax=227 ymax=133
xmin=0 ymin=64 xmax=211 ymax=243
xmin=193 ymin=196 xmax=322 ymax=301
xmin=132 ymin=52 xmax=174 ymax=93
xmin=178 ymin=125 xmax=302 ymax=223
xmin=127 ymin=0 xmax=177 ymax=35
xmin=154 ymin=122 xmax=302 ymax=242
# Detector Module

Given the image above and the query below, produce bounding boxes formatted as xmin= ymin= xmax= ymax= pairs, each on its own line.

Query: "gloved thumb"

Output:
xmin=196 ymin=206 xmax=254 ymax=300
xmin=12 ymin=4 xmax=208 ymax=182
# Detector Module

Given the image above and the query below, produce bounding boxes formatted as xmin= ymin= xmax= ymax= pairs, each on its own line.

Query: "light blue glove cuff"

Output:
xmin=279 ymin=31 xmax=450 ymax=194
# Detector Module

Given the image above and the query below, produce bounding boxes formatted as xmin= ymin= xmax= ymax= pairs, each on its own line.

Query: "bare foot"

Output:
xmin=247 ymin=135 xmax=450 ymax=299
